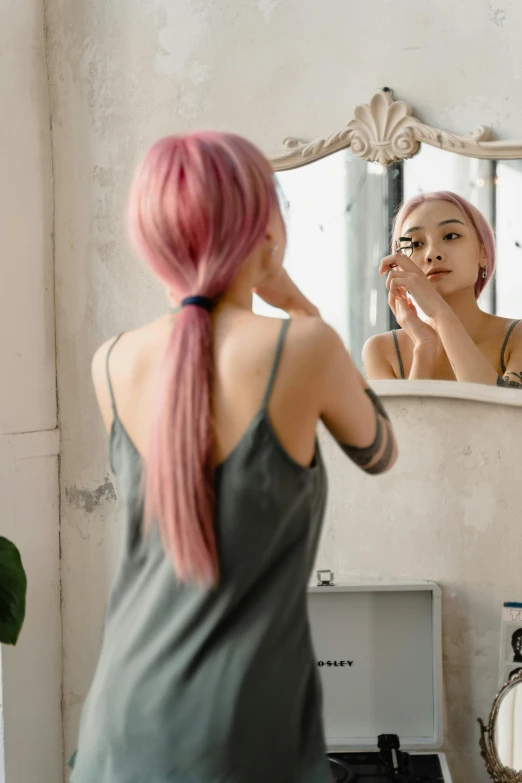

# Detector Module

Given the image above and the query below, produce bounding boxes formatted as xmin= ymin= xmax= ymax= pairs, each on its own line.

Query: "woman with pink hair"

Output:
xmin=363 ymin=191 xmax=522 ymax=386
xmin=70 ymin=131 xmax=397 ymax=783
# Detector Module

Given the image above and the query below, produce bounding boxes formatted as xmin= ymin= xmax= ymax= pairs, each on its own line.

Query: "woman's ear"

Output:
xmin=255 ymin=235 xmax=277 ymax=284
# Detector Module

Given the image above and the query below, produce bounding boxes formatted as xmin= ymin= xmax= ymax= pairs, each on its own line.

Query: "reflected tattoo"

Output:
xmin=339 ymin=389 xmax=393 ymax=474
xmin=497 ymin=372 xmax=522 ymax=388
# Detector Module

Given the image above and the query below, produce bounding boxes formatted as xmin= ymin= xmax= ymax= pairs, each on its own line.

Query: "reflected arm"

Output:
xmin=497 ymin=337 xmax=522 ymax=388
xmin=434 ymin=307 xmax=504 ymax=385
xmin=408 ymin=345 xmax=437 ymax=380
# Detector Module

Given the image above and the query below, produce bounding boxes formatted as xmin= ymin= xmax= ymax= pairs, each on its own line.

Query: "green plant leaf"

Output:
xmin=0 ymin=537 xmax=27 ymax=645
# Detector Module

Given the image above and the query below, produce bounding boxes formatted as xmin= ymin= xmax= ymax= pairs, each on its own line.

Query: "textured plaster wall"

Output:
xmin=319 ymin=397 xmax=522 ymax=782
xmin=44 ymin=1 xmax=522 ymax=781
xmin=0 ymin=1 xmax=60 ymax=781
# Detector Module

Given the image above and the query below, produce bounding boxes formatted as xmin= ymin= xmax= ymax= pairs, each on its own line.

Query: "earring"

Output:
xmin=271 ymin=244 xmax=279 ymax=256
xmin=482 ymin=269 xmax=488 ymax=279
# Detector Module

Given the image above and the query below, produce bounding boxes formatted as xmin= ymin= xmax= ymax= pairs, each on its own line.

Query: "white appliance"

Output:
xmin=307 ymin=575 xmax=453 ymax=782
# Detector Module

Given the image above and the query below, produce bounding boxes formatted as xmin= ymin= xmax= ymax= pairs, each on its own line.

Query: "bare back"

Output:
xmin=91 ymin=307 xmax=397 ymax=476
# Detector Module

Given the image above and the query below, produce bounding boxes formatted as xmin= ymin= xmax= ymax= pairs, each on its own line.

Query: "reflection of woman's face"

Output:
xmin=398 ymin=200 xmax=485 ymax=297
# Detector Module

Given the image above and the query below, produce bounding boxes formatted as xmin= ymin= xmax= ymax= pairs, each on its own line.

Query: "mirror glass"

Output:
xmin=494 ymin=676 xmax=522 ymax=770
xmin=255 ymin=145 xmax=522 ymax=382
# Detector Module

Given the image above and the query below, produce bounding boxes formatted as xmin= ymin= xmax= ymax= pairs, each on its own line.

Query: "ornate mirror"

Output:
xmin=478 ymin=669 xmax=522 ymax=781
xmin=260 ymin=88 xmax=522 ymax=400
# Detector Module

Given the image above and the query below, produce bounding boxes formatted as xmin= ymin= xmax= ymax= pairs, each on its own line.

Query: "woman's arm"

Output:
xmin=318 ymin=324 xmax=398 ymax=474
xmin=381 ymin=254 xmax=512 ymax=386
xmin=498 ymin=335 xmax=522 ymax=387
xmin=432 ymin=307 xmax=500 ymax=385
xmin=409 ymin=345 xmax=437 ymax=380
xmin=256 ymin=275 xmax=398 ymax=472
xmin=363 ymin=292 xmax=438 ymax=381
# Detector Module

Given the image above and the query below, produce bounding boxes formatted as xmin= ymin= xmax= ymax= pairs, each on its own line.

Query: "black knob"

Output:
xmin=378 ymin=734 xmax=401 ymax=751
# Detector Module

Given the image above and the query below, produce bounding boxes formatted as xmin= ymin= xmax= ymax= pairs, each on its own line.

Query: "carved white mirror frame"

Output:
xmin=271 ymin=87 xmax=522 ymax=171
xmin=270 ymin=88 xmax=522 ymax=406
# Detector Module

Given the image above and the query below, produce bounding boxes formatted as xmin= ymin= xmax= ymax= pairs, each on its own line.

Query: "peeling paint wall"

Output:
xmin=44 ymin=1 xmax=522 ymax=781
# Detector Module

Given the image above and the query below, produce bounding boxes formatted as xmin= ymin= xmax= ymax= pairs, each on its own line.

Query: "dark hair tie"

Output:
xmin=181 ymin=296 xmax=213 ymax=312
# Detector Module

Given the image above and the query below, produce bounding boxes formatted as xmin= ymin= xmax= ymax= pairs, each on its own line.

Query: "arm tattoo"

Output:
xmin=365 ymin=420 xmax=394 ymax=475
xmin=497 ymin=372 xmax=522 ymax=388
xmin=340 ymin=415 xmax=384 ymax=467
xmin=338 ymin=388 xmax=393 ymax=474
xmin=364 ymin=387 xmax=390 ymax=421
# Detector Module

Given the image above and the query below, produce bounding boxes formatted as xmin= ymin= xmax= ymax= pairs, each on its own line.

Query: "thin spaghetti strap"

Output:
xmin=106 ymin=333 xmax=125 ymax=414
xmin=501 ymin=319 xmax=521 ymax=374
xmin=391 ymin=330 xmax=406 ymax=379
xmin=262 ymin=319 xmax=291 ymax=408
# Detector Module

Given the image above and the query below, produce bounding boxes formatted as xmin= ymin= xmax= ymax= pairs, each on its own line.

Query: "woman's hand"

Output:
xmin=389 ymin=290 xmax=438 ymax=349
xmin=254 ymin=269 xmax=321 ymax=318
xmin=380 ymin=253 xmax=449 ymax=321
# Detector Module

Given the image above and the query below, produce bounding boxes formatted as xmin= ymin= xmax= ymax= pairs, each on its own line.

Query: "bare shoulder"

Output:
xmin=227 ymin=313 xmax=341 ymax=357
xmin=362 ymin=330 xmax=404 ymax=380
xmin=92 ymin=316 xmax=170 ymax=377
xmin=504 ymin=317 xmax=522 ymax=354
xmin=484 ymin=314 xmax=522 ymax=349
xmin=90 ymin=316 xmax=170 ymax=429
xmin=284 ymin=317 xmax=349 ymax=374
xmin=91 ymin=335 xmax=120 ymax=394
xmin=362 ymin=330 xmax=402 ymax=363
xmin=90 ymin=335 xmax=121 ymax=431
xmin=486 ymin=313 xmax=521 ymax=332
xmin=220 ymin=315 xmax=343 ymax=389
xmin=288 ymin=316 xmax=341 ymax=351
xmin=363 ymin=331 xmax=391 ymax=356
xmin=508 ymin=317 xmax=522 ymax=340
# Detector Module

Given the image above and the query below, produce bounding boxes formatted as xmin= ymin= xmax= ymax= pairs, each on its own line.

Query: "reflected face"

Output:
xmin=397 ymin=200 xmax=486 ymax=295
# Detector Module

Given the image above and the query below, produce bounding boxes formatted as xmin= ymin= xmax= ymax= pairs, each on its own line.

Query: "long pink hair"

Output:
xmin=392 ymin=191 xmax=495 ymax=299
xmin=129 ymin=131 xmax=280 ymax=587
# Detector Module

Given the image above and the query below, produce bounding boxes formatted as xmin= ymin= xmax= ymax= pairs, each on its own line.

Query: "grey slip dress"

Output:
xmin=70 ymin=319 xmax=335 ymax=783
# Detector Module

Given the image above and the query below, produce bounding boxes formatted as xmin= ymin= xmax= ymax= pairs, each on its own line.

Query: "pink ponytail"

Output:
xmin=129 ymin=132 xmax=280 ymax=586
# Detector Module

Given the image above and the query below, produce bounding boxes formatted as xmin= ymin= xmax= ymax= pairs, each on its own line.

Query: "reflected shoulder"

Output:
xmin=505 ymin=319 xmax=522 ymax=360
xmin=362 ymin=331 xmax=396 ymax=360
xmin=361 ymin=331 xmax=402 ymax=381
xmin=509 ymin=319 xmax=522 ymax=343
